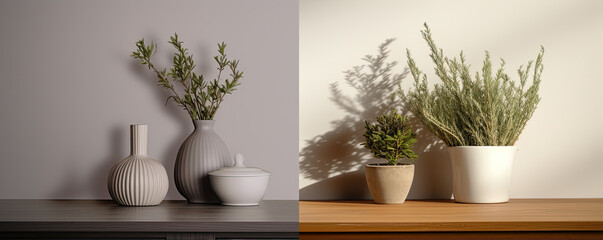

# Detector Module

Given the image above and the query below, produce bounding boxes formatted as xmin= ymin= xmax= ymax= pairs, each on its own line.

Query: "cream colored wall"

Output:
xmin=300 ymin=0 xmax=603 ymax=199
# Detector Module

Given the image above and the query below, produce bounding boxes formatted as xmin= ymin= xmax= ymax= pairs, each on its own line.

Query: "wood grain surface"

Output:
xmin=0 ymin=199 xmax=298 ymax=232
xmin=299 ymin=232 xmax=603 ymax=240
xmin=299 ymin=199 xmax=603 ymax=232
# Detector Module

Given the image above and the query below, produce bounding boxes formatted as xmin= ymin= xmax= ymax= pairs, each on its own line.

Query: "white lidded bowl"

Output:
xmin=209 ymin=153 xmax=270 ymax=206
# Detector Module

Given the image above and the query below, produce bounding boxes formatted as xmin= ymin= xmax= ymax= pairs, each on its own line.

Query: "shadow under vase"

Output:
xmin=300 ymin=145 xmax=452 ymax=201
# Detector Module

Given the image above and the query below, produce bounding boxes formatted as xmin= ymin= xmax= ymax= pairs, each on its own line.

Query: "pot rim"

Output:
xmin=366 ymin=163 xmax=414 ymax=168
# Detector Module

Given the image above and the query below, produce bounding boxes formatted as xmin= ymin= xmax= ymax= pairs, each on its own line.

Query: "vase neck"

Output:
xmin=193 ymin=120 xmax=215 ymax=130
xmin=130 ymin=124 xmax=147 ymax=155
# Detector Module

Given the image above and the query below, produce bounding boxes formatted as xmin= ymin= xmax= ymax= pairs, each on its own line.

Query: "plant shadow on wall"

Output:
xmin=128 ymin=55 xmax=190 ymax=200
xmin=299 ymin=39 xmax=452 ymax=200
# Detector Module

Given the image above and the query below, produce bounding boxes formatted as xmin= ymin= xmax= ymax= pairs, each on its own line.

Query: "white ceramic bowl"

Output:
xmin=209 ymin=154 xmax=270 ymax=206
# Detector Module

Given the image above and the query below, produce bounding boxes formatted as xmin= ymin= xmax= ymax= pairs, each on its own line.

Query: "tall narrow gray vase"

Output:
xmin=175 ymin=120 xmax=232 ymax=203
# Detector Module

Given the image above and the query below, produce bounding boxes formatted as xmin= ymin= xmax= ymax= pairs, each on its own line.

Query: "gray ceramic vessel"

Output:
xmin=174 ymin=120 xmax=232 ymax=203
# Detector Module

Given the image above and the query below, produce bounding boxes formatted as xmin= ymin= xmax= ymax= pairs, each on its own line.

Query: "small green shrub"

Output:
xmin=401 ymin=23 xmax=544 ymax=146
xmin=363 ymin=111 xmax=418 ymax=165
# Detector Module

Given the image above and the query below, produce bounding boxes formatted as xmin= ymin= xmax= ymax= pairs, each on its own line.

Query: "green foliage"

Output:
xmin=131 ymin=33 xmax=243 ymax=120
xmin=401 ymin=23 xmax=544 ymax=146
xmin=363 ymin=111 xmax=418 ymax=165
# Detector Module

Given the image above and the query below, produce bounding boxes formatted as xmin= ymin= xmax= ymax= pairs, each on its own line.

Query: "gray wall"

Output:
xmin=0 ymin=0 xmax=298 ymax=200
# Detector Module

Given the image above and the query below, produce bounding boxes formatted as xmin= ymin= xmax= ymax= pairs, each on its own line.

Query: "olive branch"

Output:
xmin=131 ymin=33 xmax=243 ymax=120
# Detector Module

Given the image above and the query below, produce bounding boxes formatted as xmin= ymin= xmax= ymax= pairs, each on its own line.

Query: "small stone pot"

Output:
xmin=365 ymin=164 xmax=414 ymax=204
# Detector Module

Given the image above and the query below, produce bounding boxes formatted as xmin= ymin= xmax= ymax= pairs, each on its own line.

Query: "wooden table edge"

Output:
xmin=299 ymin=221 xmax=603 ymax=232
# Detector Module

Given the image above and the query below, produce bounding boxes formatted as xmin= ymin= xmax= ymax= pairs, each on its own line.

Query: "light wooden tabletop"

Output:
xmin=299 ymin=199 xmax=603 ymax=232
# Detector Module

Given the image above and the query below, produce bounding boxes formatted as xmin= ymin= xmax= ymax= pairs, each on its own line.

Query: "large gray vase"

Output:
xmin=174 ymin=120 xmax=232 ymax=203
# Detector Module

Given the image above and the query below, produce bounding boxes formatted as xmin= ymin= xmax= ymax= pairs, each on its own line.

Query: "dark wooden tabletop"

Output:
xmin=0 ymin=199 xmax=298 ymax=233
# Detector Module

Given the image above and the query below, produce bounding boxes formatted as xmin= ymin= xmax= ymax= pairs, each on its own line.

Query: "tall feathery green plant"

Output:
xmin=401 ymin=23 xmax=544 ymax=146
xmin=131 ymin=33 xmax=243 ymax=120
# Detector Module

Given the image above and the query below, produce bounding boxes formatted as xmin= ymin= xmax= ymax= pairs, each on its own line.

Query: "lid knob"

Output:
xmin=234 ymin=153 xmax=245 ymax=168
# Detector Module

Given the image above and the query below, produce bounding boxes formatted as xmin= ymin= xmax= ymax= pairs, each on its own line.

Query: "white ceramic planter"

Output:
xmin=448 ymin=146 xmax=516 ymax=203
xmin=209 ymin=154 xmax=270 ymax=206
xmin=174 ymin=120 xmax=232 ymax=203
xmin=365 ymin=164 xmax=414 ymax=204
xmin=107 ymin=125 xmax=169 ymax=206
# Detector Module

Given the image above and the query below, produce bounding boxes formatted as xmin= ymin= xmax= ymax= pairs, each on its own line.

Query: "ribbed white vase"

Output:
xmin=107 ymin=125 xmax=169 ymax=206
xmin=174 ymin=120 xmax=232 ymax=203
